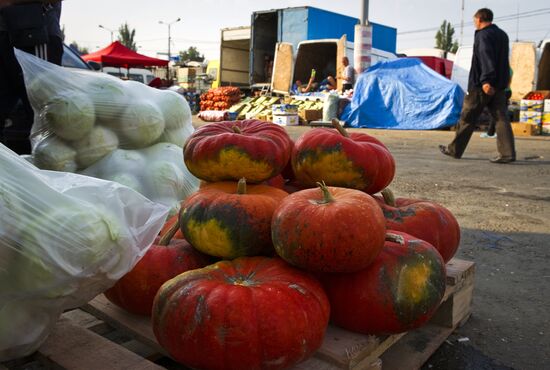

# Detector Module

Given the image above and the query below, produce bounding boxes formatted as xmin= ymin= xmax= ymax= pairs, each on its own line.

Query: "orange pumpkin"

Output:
xmin=181 ymin=178 xmax=288 ymax=259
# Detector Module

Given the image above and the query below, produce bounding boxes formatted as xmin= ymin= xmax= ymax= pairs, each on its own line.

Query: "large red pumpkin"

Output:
xmin=104 ymin=222 xmax=210 ymax=315
xmin=152 ymin=256 xmax=330 ymax=370
xmin=321 ymin=231 xmax=447 ymax=335
xmin=184 ymin=120 xmax=292 ymax=183
xmin=292 ymin=120 xmax=395 ymax=194
xmin=181 ymin=178 xmax=288 ymax=259
xmin=272 ymin=183 xmax=386 ymax=272
xmin=375 ymin=188 xmax=460 ymax=262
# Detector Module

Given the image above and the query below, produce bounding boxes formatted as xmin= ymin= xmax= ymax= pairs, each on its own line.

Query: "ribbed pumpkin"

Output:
xmin=104 ymin=222 xmax=210 ymax=315
xmin=321 ymin=231 xmax=446 ymax=335
xmin=292 ymin=120 xmax=395 ymax=194
xmin=180 ymin=178 xmax=288 ymax=259
xmin=152 ymin=256 xmax=330 ymax=370
xmin=184 ymin=120 xmax=292 ymax=183
xmin=272 ymin=183 xmax=386 ymax=273
xmin=375 ymin=188 xmax=460 ymax=262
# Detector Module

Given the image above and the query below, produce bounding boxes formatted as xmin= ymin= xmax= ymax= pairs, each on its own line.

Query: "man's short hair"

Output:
xmin=475 ymin=8 xmax=493 ymax=23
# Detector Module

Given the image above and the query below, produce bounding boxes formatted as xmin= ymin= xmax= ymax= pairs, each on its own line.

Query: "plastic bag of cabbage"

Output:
xmin=0 ymin=143 xmax=169 ymax=361
xmin=14 ymin=50 xmax=193 ymax=172
xmin=80 ymin=142 xmax=199 ymax=214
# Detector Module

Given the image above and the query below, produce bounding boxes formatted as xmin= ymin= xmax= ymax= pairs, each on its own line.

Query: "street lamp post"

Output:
xmin=98 ymin=24 xmax=115 ymax=43
xmin=159 ymin=18 xmax=181 ymax=82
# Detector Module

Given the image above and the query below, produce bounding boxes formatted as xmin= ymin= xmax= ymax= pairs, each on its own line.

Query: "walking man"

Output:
xmin=440 ymin=8 xmax=516 ymax=163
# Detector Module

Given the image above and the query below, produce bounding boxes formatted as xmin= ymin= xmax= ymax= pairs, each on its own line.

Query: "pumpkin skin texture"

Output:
xmin=272 ymin=184 xmax=386 ymax=273
xmin=181 ymin=179 xmax=288 ymax=259
xmin=152 ymin=256 xmax=330 ymax=370
xmin=375 ymin=189 xmax=460 ymax=263
xmin=184 ymin=120 xmax=292 ymax=183
xmin=104 ymin=231 xmax=210 ymax=316
xmin=292 ymin=126 xmax=395 ymax=194
xmin=321 ymin=231 xmax=446 ymax=335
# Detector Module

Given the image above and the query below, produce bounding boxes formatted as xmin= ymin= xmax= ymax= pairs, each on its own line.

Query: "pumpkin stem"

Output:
xmin=158 ymin=211 xmax=181 ymax=246
xmin=237 ymin=177 xmax=247 ymax=194
xmin=316 ymin=181 xmax=335 ymax=203
xmin=381 ymin=188 xmax=396 ymax=207
xmin=331 ymin=119 xmax=349 ymax=137
xmin=232 ymin=125 xmax=242 ymax=134
xmin=385 ymin=232 xmax=405 ymax=245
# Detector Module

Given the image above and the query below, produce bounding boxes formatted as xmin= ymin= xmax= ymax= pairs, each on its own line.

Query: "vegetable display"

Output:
xmin=184 ymin=120 xmax=293 ymax=183
xmin=320 ymin=231 xmax=447 ymax=335
xmin=292 ymin=120 xmax=395 ymax=194
xmin=15 ymin=50 xmax=194 ymax=172
xmin=152 ymin=256 xmax=330 ymax=370
xmin=0 ymin=143 xmax=169 ymax=361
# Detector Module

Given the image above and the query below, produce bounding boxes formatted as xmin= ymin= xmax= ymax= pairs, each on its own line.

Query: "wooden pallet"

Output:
xmin=1 ymin=258 xmax=474 ymax=370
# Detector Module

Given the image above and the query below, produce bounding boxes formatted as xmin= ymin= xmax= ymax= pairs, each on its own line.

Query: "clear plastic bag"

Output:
xmin=79 ymin=142 xmax=200 ymax=214
xmin=14 ymin=50 xmax=194 ymax=172
xmin=0 ymin=143 xmax=170 ymax=361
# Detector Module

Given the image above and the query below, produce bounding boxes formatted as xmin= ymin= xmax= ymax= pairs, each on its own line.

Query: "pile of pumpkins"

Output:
xmin=104 ymin=119 xmax=460 ymax=370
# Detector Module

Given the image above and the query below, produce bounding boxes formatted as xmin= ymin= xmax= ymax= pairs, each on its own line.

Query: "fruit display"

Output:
xmin=320 ymin=231 xmax=447 ymax=335
xmin=292 ymin=120 xmax=396 ymax=194
xmin=199 ymin=86 xmax=241 ymax=111
xmin=184 ymin=120 xmax=293 ymax=183
xmin=228 ymin=96 xmax=281 ymax=120
xmin=152 ymin=256 xmax=330 ymax=370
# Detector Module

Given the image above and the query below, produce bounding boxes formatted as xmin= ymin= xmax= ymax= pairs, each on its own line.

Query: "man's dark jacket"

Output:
xmin=468 ymin=24 xmax=510 ymax=91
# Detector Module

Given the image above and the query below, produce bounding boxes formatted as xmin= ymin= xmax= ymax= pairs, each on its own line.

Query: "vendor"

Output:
xmin=338 ymin=56 xmax=355 ymax=92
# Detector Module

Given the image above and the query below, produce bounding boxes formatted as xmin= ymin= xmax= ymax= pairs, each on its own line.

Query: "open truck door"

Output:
xmin=336 ymin=35 xmax=347 ymax=92
xmin=271 ymin=42 xmax=294 ymax=95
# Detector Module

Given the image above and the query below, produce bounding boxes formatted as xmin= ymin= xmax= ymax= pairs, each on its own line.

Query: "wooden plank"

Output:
xmin=445 ymin=258 xmax=475 ymax=286
xmin=37 ymin=317 xmax=164 ymax=370
xmin=295 ymin=357 xmax=382 ymax=370
xmin=82 ymin=295 xmax=166 ymax=356
xmin=379 ymin=323 xmax=455 ymax=370
xmin=431 ymin=281 xmax=474 ymax=328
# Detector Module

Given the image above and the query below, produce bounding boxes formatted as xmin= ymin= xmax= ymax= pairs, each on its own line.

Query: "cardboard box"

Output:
xmin=542 ymin=112 xmax=550 ymax=124
xmin=520 ymin=99 xmax=544 ymax=112
xmin=542 ymin=124 xmax=550 ymax=135
xmin=272 ymin=114 xmax=299 ymax=126
xmin=519 ymin=111 xmax=542 ymax=124
xmin=520 ymin=91 xmax=550 ymax=112
xmin=299 ymin=109 xmax=323 ymax=122
xmin=512 ymin=122 xmax=540 ymax=136
xmin=545 ymin=99 xmax=550 ymax=113
xmin=272 ymin=104 xmax=298 ymax=115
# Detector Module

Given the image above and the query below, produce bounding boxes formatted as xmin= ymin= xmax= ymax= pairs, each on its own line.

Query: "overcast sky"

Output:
xmin=61 ymin=0 xmax=550 ymax=59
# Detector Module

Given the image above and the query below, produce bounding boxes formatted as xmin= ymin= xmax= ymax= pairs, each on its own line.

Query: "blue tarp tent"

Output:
xmin=340 ymin=58 xmax=464 ymax=129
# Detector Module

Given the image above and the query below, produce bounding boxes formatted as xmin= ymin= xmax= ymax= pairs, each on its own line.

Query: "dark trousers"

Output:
xmin=342 ymin=83 xmax=353 ymax=93
xmin=448 ymin=88 xmax=516 ymax=159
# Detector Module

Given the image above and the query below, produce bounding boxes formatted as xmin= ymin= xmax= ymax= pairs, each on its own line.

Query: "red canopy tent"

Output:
xmin=82 ymin=41 xmax=168 ymax=68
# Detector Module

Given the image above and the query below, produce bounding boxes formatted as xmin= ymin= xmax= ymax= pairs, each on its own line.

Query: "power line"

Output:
xmin=398 ymin=7 xmax=550 ymax=35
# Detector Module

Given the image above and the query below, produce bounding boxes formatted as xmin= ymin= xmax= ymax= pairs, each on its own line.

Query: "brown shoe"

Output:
xmin=439 ymin=145 xmax=459 ymax=159
xmin=490 ymin=156 xmax=516 ymax=164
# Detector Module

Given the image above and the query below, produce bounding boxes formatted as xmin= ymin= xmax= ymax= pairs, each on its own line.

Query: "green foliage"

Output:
xmin=118 ymin=23 xmax=137 ymax=51
xmin=179 ymin=46 xmax=204 ymax=63
xmin=435 ymin=20 xmax=459 ymax=54
xmin=69 ymin=41 xmax=89 ymax=55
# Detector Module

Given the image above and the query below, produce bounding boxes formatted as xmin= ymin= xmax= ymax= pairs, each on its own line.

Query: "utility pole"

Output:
xmin=354 ymin=0 xmax=372 ymax=77
xmin=98 ymin=24 xmax=114 ymax=43
xmin=159 ymin=18 xmax=181 ymax=83
xmin=460 ymin=0 xmax=464 ymax=46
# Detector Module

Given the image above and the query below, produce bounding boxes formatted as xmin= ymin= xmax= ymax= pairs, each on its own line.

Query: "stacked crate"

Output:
xmin=543 ymin=99 xmax=550 ymax=135
xmin=516 ymin=91 xmax=550 ymax=135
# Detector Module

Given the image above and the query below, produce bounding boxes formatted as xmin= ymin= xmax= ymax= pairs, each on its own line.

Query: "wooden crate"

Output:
xmin=1 ymin=259 xmax=474 ymax=370
xmin=512 ymin=122 xmax=541 ymax=136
